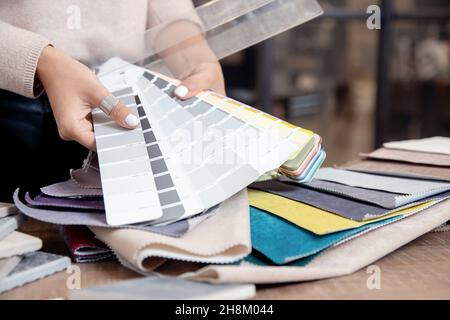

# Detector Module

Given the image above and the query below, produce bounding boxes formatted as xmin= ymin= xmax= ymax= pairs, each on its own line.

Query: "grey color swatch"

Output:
xmin=141 ymin=118 xmax=151 ymax=130
xmin=200 ymin=109 xmax=228 ymax=127
xmin=96 ymin=130 xmax=143 ymax=150
xmin=147 ymin=144 xmax=162 ymax=158
xmin=150 ymin=159 xmax=168 ymax=174
xmin=155 ymin=174 xmax=174 ymax=190
xmin=70 ymin=276 xmax=255 ymax=300
xmin=187 ymin=101 xmax=212 ymax=116
xmin=178 ymin=96 xmax=198 ymax=107
xmin=154 ymin=78 xmax=169 ymax=89
xmin=99 ymin=144 xmax=148 ymax=164
xmin=0 ymin=251 xmax=70 ymax=294
xmin=222 ymin=116 xmax=245 ymax=130
xmin=315 ymin=168 xmax=450 ymax=195
xmin=119 ymin=94 xmax=137 ymax=106
xmin=158 ymin=190 xmax=181 ymax=206
xmin=13 ymin=190 xmax=189 ymax=237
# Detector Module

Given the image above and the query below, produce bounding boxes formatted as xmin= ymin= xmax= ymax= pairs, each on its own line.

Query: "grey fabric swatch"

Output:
xmin=0 ymin=251 xmax=70 ymax=294
xmin=25 ymin=192 xmax=104 ymax=210
xmin=70 ymin=276 xmax=255 ymax=300
xmin=0 ymin=256 xmax=21 ymax=279
xmin=315 ymin=168 xmax=450 ymax=195
xmin=305 ymin=180 xmax=405 ymax=208
xmin=250 ymin=180 xmax=393 ymax=221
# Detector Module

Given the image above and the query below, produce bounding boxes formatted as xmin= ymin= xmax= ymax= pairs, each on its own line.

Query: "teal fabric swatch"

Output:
xmin=249 ymin=206 xmax=401 ymax=265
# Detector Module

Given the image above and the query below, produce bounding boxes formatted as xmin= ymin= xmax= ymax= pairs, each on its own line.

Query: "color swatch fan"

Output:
xmin=94 ymin=58 xmax=324 ymax=226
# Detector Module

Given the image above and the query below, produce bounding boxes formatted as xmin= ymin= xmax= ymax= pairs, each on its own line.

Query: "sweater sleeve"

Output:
xmin=147 ymin=0 xmax=203 ymax=30
xmin=0 ymin=20 xmax=52 ymax=98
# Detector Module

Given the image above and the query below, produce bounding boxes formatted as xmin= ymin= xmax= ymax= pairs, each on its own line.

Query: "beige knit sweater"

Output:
xmin=0 ymin=0 xmax=198 ymax=98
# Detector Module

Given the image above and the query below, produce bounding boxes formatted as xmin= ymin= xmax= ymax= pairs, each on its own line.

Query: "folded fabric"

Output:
xmin=90 ymin=189 xmax=251 ymax=272
xmin=0 ymin=203 xmax=18 ymax=218
xmin=0 ymin=256 xmax=21 ymax=279
xmin=360 ymin=148 xmax=450 ymax=167
xmin=61 ymin=225 xmax=114 ymax=263
xmin=14 ymin=189 xmax=214 ymax=238
xmin=249 ymin=206 xmax=401 ymax=265
xmin=178 ymin=198 xmax=450 ymax=284
xmin=249 ymin=180 xmax=433 ymax=221
xmin=303 ymin=179 xmax=450 ymax=209
xmin=0 ymin=231 xmax=42 ymax=259
xmin=248 ymin=188 xmax=436 ymax=235
xmin=342 ymin=159 xmax=450 ymax=182
xmin=41 ymin=179 xmax=103 ymax=198
xmin=0 ymin=251 xmax=70 ymax=294
xmin=384 ymin=136 xmax=450 ymax=155
xmin=25 ymin=192 xmax=104 ymax=210
xmin=315 ymin=167 xmax=450 ymax=195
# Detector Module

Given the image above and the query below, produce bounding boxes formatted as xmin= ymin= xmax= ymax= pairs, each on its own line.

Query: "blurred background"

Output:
xmin=196 ymin=0 xmax=450 ymax=166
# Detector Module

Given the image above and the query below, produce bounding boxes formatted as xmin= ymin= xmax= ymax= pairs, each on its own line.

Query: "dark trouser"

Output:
xmin=0 ymin=90 xmax=87 ymax=202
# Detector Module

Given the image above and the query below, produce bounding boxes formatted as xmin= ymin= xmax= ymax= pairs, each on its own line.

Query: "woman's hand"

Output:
xmin=174 ymin=61 xmax=225 ymax=99
xmin=36 ymin=46 xmax=139 ymax=150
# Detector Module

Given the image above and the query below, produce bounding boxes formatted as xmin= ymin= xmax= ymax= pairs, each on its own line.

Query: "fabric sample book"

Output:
xmin=0 ymin=251 xmax=70 ymax=294
xmin=70 ymin=276 xmax=255 ymax=300
xmin=94 ymin=58 xmax=323 ymax=226
xmin=360 ymin=148 xmax=450 ymax=167
xmin=384 ymin=136 xmax=450 ymax=155
xmin=342 ymin=159 xmax=450 ymax=182
xmin=315 ymin=168 xmax=450 ymax=196
xmin=14 ymin=189 xmax=215 ymax=238
xmin=61 ymin=225 xmax=113 ymax=263
xmin=248 ymin=189 xmax=437 ymax=235
xmin=177 ymin=199 xmax=450 ymax=284
xmin=90 ymin=189 xmax=251 ymax=272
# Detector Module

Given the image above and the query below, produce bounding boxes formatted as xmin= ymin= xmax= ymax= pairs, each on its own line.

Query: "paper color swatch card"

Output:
xmin=94 ymin=58 xmax=323 ymax=226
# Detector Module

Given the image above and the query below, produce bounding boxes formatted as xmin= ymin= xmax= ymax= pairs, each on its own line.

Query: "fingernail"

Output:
xmin=125 ymin=114 xmax=140 ymax=127
xmin=174 ymin=85 xmax=189 ymax=98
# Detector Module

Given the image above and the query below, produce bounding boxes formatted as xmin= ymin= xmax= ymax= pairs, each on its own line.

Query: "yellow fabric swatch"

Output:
xmin=248 ymin=189 xmax=435 ymax=235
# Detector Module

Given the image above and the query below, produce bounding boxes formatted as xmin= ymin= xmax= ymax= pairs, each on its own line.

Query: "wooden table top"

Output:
xmin=1 ymin=217 xmax=449 ymax=300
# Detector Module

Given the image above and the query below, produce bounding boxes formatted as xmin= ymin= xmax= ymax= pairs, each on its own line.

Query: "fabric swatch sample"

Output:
xmin=0 ymin=256 xmax=21 ymax=279
xmin=342 ymin=159 xmax=450 ymax=182
xmin=304 ymin=179 xmax=450 ymax=209
xmin=70 ymin=165 xmax=102 ymax=190
xmin=384 ymin=136 xmax=450 ymax=155
xmin=61 ymin=225 xmax=113 ymax=263
xmin=70 ymin=276 xmax=255 ymax=300
xmin=315 ymin=167 xmax=450 ymax=195
xmin=41 ymin=179 xmax=103 ymax=198
xmin=249 ymin=206 xmax=401 ymax=264
xmin=0 ymin=203 xmax=18 ymax=218
xmin=179 ymin=199 xmax=450 ymax=284
xmin=90 ymin=189 xmax=251 ymax=272
xmin=25 ymin=192 xmax=105 ymax=210
xmin=0 ymin=216 xmax=21 ymax=241
xmin=13 ymin=189 xmax=210 ymax=238
xmin=251 ymin=180 xmax=405 ymax=221
xmin=0 ymin=251 xmax=70 ymax=294
xmin=361 ymin=148 xmax=450 ymax=167
xmin=248 ymin=188 xmax=435 ymax=235
xmin=0 ymin=231 xmax=42 ymax=259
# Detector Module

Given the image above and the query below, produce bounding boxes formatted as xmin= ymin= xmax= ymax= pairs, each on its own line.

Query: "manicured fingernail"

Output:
xmin=125 ymin=114 xmax=140 ymax=127
xmin=174 ymin=85 xmax=189 ymax=98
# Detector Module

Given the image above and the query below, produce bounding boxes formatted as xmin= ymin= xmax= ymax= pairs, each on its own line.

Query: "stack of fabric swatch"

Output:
xmin=0 ymin=203 xmax=70 ymax=293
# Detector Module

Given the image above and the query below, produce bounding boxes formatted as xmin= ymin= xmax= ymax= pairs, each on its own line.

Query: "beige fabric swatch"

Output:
xmin=0 ymin=256 xmax=21 ymax=279
xmin=178 ymin=199 xmax=450 ymax=284
xmin=0 ymin=232 xmax=42 ymax=259
xmin=91 ymin=190 xmax=251 ymax=272
xmin=0 ymin=203 xmax=18 ymax=219
xmin=360 ymin=148 xmax=450 ymax=167
xmin=341 ymin=159 xmax=450 ymax=182
xmin=384 ymin=136 xmax=450 ymax=155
